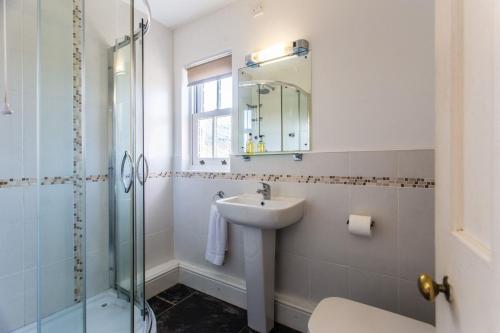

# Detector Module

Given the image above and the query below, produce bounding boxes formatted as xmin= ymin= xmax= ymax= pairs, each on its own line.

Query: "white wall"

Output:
xmin=143 ymin=19 xmax=175 ymax=271
xmin=173 ymin=0 xmax=435 ymax=169
xmin=171 ymin=0 xmax=436 ymax=327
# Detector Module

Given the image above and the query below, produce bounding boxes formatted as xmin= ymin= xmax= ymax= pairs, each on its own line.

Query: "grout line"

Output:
xmin=155 ymin=286 xmax=297 ymax=333
xmin=237 ymin=325 xmax=250 ymax=333
xmin=158 ymin=291 xmax=197 ymax=315
xmin=155 ymin=295 xmax=175 ymax=306
xmin=149 ymin=297 xmax=174 ymax=318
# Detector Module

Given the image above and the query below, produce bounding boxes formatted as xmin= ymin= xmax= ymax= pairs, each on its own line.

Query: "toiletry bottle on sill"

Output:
xmin=246 ymin=133 xmax=255 ymax=155
xmin=257 ymin=135 xmax=266 ymax=153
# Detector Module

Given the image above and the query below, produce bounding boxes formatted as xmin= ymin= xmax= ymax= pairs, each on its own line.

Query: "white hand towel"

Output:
xmin=205 ymin=203 xmax=228 ymax=266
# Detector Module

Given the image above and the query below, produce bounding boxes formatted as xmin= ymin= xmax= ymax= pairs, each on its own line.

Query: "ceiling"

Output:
xmin=135 ymin=0 xmax=242 ymax=28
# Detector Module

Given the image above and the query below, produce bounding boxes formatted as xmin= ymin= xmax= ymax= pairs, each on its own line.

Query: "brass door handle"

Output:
xmin=418 ymin=274 xmax=451 ymax=302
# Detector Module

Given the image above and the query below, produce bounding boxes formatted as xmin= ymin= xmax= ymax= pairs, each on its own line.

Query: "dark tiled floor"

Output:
xmin=148 ymin=284 xmax=301 ymax=333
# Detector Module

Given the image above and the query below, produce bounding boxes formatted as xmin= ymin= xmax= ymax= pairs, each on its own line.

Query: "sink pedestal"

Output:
xmin=243 ymin=226 xmax=276 ymax=333
xmin=216 ymin=194 xmax=305 ymax=333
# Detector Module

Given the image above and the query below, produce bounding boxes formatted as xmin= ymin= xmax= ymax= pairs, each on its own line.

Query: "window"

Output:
xmin=191 ymin=76 xmax=232 ymax=166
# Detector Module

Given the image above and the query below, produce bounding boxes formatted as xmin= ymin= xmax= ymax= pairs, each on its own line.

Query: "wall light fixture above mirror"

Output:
xmin=238 ymin=40 xmax=311 ymax=156
xmin=245 ymin=39 xmax=309 ymax=67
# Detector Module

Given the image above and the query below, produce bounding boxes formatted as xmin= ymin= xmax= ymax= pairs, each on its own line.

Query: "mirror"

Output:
xmin=238 ymin=52 xmax=311 ymax=155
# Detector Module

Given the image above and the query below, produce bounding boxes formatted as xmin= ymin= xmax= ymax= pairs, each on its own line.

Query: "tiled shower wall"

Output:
xmin=0 ymin=0 xmax=87 ymax=329
xmin=0 ymin=0 xmax=38 ymax=331
xmin=173 ymin=150 xmax=435 ymax=325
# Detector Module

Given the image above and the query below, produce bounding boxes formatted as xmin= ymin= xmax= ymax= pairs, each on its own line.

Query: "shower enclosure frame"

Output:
xmin=107 ymin=14 xmax=149 ymax=325
xmin=32 ymin=0 xmax=152 ymax=333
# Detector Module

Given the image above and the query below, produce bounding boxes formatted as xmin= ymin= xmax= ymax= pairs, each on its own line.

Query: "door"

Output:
xmin=108 ymin=19 xmax=146 ymax=329
xmin=435 ymin=0 xmax=500 ymax=332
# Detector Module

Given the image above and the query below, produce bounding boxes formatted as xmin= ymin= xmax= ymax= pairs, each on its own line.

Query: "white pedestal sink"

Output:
xmin=216 ymin=194 xmax=305 ymax=333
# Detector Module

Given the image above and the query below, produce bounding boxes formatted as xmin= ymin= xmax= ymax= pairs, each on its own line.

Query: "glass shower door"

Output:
xmin=134 ymin=21 xmax=147 ymax=319
xmin=109 ymin=19 xmax=146 ymax=329
xmin=112 ymin=41 xmax=134 ymax=302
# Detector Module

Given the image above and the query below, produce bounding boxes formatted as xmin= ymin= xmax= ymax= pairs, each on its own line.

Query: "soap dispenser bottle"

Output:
xmin=246 ymin=133 xmax=255 ymax=155
xmin=257 ymin=135 xmax=266 ymax=153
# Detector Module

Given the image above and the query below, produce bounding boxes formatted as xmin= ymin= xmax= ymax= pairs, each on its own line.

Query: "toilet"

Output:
xmin=308 ymin=298 xmax=435 ymax=333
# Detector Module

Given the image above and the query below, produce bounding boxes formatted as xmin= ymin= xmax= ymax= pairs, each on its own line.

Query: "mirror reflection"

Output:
xmin=238 ymin=52 xmax=311 ymax=155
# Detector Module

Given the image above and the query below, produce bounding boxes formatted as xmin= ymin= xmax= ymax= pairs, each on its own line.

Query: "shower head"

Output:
xmin=1 ymin=100 xmax=13 ymax=115
xmin=2 ymin=0 xmax=12 ymax=115
xmin=258 ymin=84 xmax=275 ymax=95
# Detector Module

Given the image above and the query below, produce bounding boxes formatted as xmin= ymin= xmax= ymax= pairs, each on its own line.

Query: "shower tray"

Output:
xmin=12 ymin=290 xmax=156 ymax=333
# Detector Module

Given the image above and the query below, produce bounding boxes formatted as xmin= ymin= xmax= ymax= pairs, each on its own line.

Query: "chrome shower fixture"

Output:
xmin=1 ymin=96 xmax=13 ymax=115
xmin=141 ymin=0 xmax=152 ymax=35
xmin=2 ymin=0 xmax=13 ymax=115
xmin=258 ymin=84 xmax=275 ymax=95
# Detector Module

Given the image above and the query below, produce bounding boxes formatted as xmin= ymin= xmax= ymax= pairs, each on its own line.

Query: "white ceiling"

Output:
xmin=135 ymin=0 xmax=242 ymax=28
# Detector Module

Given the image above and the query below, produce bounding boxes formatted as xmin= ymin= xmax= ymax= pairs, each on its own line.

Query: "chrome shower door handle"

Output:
xmin=121 ymin=151 xmax=134 ymax=193
xmin=136 ymin=153 xmax=149 ymax=185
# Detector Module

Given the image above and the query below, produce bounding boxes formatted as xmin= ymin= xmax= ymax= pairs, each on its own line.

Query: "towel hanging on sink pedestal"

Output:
xmin=205 ymin=203 xmax=228 ymax=266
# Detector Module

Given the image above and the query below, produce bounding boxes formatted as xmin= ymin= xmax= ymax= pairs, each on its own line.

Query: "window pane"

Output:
xmin=220 ymin=77 xmax=232 ymax=109
xmin=198 ymin=118 xmax=213 ymax=158
xmin=202 ymin=80 xmax=217 ymax=112
xmin=215 ymin=116 xmax=231 ymax=158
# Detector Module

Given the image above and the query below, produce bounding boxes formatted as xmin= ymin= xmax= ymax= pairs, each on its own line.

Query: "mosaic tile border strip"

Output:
xmin=86 ymin=174 xmax=108 ymax=182
xmin=0 ymin=178 xmax=37 ymax=188
xmin=0 ymin=172 xmax=435 ymax=189
xmin=149 ymin=171 xmax=435 ymax=188
xmin=72 ymin=0 xmax=84 ymax=303
xmin=0 ymin=175 xmax=109 ymax=188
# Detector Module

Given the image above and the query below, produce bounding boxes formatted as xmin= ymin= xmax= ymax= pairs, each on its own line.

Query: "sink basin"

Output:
xmin=216 ymin=194 xmax=305 ymax=229
xmin=216 ymin=193 xmax=305 ymax=333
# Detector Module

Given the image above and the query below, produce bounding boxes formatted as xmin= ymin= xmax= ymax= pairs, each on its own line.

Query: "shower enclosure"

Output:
xmin=0 ymin=0 xmax=155 ymax=332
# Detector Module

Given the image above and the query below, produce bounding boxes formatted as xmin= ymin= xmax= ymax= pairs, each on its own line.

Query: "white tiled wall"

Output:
xmin=0 ymin=0 xmax=39 ymax=331
xmin=143 ymin=11 xmax=175 ymax=272
xmin=173 ymin=150 xmax=435 ymax=324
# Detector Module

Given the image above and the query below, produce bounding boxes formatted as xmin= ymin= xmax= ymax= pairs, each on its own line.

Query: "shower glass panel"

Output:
xmin=134 ymin=21 xmax=146 ymax=319
xmin=109 ymin=35 xmax=145 ymax=313
xmin=1 ymin=0 xmax=152 ymax=331
xmin=258 ymin=83 xmax=281 ymax=152
xmin=38 ymin=0 xmax=84 ymax=332
xmin=282 ymin=85 xmax=299 ymax=151
xmin=112 ymin=42 xmax=134 ymax=301
xmin=108 ymin=14 xmax=148 ymax=329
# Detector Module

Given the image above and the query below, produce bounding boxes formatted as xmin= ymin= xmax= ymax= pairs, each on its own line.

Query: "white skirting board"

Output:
xmin=145 ymin=260 xmax=313 ymax=332
xmin=145 ymin=260 xmax=180 ymax=299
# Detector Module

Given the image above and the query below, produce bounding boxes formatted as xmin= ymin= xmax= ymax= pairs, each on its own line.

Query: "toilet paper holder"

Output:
xmin=346 ymin=218 xmax=375 ymax=228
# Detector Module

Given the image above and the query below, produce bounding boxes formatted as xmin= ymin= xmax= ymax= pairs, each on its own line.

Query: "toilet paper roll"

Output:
xmin=348 ymin=214 xmax=373 ymax=237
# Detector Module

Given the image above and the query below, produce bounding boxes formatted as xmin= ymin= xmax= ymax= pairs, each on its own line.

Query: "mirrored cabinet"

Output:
xmin=237 ymin=40 xmax=312 ymax=156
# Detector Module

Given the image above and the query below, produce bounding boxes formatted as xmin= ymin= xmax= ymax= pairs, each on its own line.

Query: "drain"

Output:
xmin=101 ymin=303 xmax=108 ymax=308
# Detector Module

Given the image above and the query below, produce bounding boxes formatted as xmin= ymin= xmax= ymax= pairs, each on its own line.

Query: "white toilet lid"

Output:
xmin=308 ymin=298 xmax=435 ymax=333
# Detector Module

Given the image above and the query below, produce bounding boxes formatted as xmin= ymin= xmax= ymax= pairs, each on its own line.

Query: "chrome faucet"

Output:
xmin=256 ymin=182 xmax=271 ymax=200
